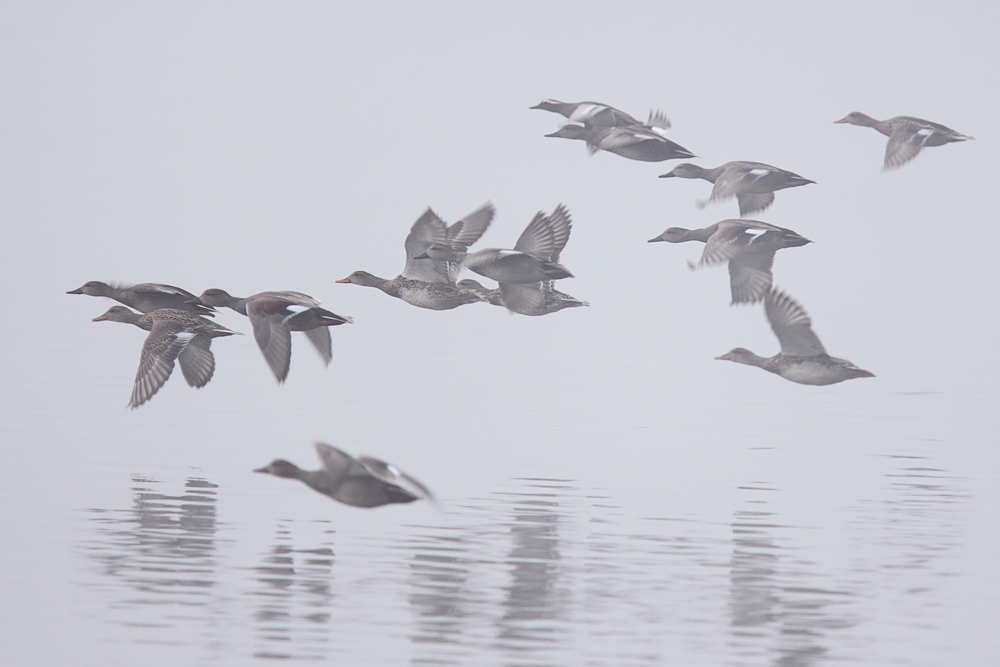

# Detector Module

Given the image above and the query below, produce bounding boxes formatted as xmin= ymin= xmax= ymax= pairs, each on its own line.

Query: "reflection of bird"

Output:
xmin=546 ymin=124 xmax=694 ymax=162
xmin=337 ymin=203 xmax=494 ymax=310
xmin=92 ymin=306 xmax=241 ymax=408
xmin=196 ymin=289 xmax=352 ymax=383
xmin=834 ymin=112 xmax=974 ymax=170
xmin=255 ymin=442 xmax=434 ymax=508
xmin=530 ymin=98 xmax=671 ymax=130
xmin=457 ymin=279 xmax=589 ymax=316
xmin=648 ymin=219 xmax=811 ymax=304
xmin=659 ymin=161 xmax=814 ymax=216
xmin=68 ymin=281 xmax=215 ymax=315
xmin=715 ymin=289 xmax=874 ymax=385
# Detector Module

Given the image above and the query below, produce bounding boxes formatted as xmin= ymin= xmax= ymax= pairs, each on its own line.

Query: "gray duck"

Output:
xmin=715 ymin=289 xmax=874 ymax=386
xmin=834 ymin=112 xmax=974 ymax=170
xmin=457 ymin=279 xmax=589 ymax=316
xmin=659 ymin=161 xmax=814 ymax=216
xmin=196 ymin=289 xmax=352 ymax=383
xmin=530 ymin=99 xmax=671 ymax=130
xmin=255 ymin=442 xmax=434 ymax=508
xmin=546 ymin=123 xmax=694 ymax=163
xmin=68 ymin=281 xmax=214 ymax=315
xmin=337 ymin=204 xmax=494 ymax=310
xmin=92 ymin=306 xmax=241 ymax=408
xmin=648 ymin=219 xmax=811 ymax=304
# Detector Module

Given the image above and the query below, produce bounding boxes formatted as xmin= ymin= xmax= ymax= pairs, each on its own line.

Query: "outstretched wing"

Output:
xmin=131 ymin=321 xmax=192 ymax=408
xmin=764 ymin=289 xmax=826 ymax=357
xmin=513 ymin=205 xmax=572 ymax=261
xmin=246 ymin=303 xmax=293 ymax=383
xmin=884 ymin=124 xmax=932 ymax=170
xmin=447 ymin=202 xmax=495 ymax=249
xmin=402 ymin=209 xmax=452 ymax=283
xmin=177 ymin=334 xmax=215 ymax=388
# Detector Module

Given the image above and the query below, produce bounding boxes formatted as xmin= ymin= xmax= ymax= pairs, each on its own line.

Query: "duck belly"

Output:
xmin=398 ymin=286 xmax=465 ymax=310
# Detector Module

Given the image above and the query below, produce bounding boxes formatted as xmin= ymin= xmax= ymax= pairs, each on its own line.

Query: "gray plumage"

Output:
xmin=255 ymin=442 xmax=434 ymax=509
xmin=337 ymin=204 xmax=494 ymax=311
xmin=834 ymin=112 xmax=974 ymax=170
xmin=197 ymin=289 xmax=352 ymax=383
xmin=546 ymin=123 xmax=694 ymax=162
xmin=715 ymin=289 xmax=874 ymax=386
xmin=659 ymin=162 xmax=815 ymax=216
xmin=68 ymin=281 xmax=215 ymax=316
xmin=648 ymin=219 xmax=811 ymax=304
xmin=91 ymin=306 xmax=241 ymax=408
xmin=457 ymin=278 xmax=589 ymax=316
xmin=530 ymin=99 xmax=671 ymax=130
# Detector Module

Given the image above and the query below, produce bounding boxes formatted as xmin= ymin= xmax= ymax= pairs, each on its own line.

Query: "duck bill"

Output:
xmin=92 ymin=314 xmax=108 ymax=322
xmin=714 ymin=354 xmax=731 ymax=361
xmin=647 ymin=236 xmax=665 ymax=243
xmin=335 ymin=278 xmax=351 ymax=284
xmin=833 ymin=117 xmax=849 ymax=124
xmin=66 ymin=287 xmax=84 ymax=294
xmin=658 ymin=172 xmax=676 ymax=178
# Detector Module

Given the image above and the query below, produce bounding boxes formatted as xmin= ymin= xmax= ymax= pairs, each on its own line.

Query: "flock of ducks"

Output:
xmin=530 ymin=98 xmax=970 ymax=387
xmin=67 ymin=99 xmax=973 ymax=508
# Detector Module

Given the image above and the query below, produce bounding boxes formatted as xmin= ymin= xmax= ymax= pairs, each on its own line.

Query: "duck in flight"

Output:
xmin=834 ymin=112 xmax=974 ymax=170
xmin=648 ymin=219 xmax=811 ymax=304
xmin=92 ymin=306 xmax=241 ymax=408
xmin=659 ymin=161 xmax=814 ymax=216
xmin=68 ymin=281 xmax=215 ymax=316
xmin=255 ymin=442 xmax=434 ymax=508
xmin=337 ymin=203 xmax=494 ymax=310
xmin=196 ymin=289 xmax=352 ymax=383
xmin=715 ymin=289 xmax=874 ymax=386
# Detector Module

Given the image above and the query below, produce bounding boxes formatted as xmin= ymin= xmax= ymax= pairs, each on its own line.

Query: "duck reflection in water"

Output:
xmin=255 ymin=442 xmax=434 ymax=508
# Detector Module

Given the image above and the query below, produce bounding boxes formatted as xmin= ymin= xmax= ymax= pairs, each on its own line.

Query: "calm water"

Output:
xmin=65 ymin=449 xmax=978 ymax=666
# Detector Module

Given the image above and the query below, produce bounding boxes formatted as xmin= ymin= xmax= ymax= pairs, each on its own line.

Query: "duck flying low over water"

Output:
xmin=715 ymin=289 xmax=874 ymax=386
xmin=530 ymin=98 xmax=671 ymax=131
xmin=255 ymin=442 xmax=435 ymax=508
xmin=834 ymin=112 xmax=974 ymax=170
xmin=659 ymin=162 xmax=815 ymax=216
xmin=648 ymin=219 xmax=811 ymax=304
xmin=92 ymin=306 xmax=241 ymax=408
xmin=337 ymin=203 xmax=494 ymax=310
xmin=546 ymin=124 xmax=694 ymax=162
xmin=196 ymin=289 xmax=352 ymax=383
xmin=68 ymin=281 xmax=215 ymax=316
xmin=457 ymin=278 xmax=589 ymax=316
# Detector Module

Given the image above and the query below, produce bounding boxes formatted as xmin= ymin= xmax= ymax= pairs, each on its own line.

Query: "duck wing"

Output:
xmin=884 ymin=123 xmax=933 ymax=170
xmin=513 ymin=205 xmax=572 ymax=262
xmin=403 ymin=208 xmax=452 ymax=283
xmin=499 ymin=281 xmax=547 ymax=315
xmin=764 ymin=289 xmax=826 ymax=357
xmin=728 ymin=254 xmax=775 ymax=305
xmin=447 ymin=202 xmax=495 ymax=249
xmin=130 ymin=321 xmax=192 ymax=408
xmin=177 ymin=334 xmax=215 ymax=388
xmin=443 ymin=202 xmax=495 ymax=282
xmin=735 ymin=192 xmax=775 ymax=216
xmin=303 ymin=326 xmax=332 ymax=366
xmin=697 ymin=220 xmax=785 ymax=267
xmin=246 ymin=301 xmax=293 ymax=383
xmin=357 ymin=456 xmax=433 ymax=502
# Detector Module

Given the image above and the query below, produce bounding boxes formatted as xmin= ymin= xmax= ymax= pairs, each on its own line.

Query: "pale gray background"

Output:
xmin=1 ymin=2 xmax=998 ymax=665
